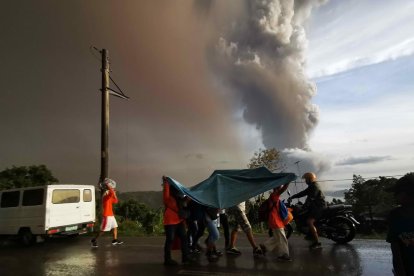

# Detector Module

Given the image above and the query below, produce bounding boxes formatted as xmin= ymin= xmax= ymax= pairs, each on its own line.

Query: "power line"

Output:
xmin=89 ymin=45 xmax=101 ymax=61
xmin=295 ymin=174 xmax=405 ymax=184
xmin=288 ymin=160 xmax=405 ymax=183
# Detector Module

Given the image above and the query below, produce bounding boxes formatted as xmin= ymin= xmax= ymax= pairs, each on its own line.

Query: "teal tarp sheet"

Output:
xmin=166 ymin=167 xmax=297 ymax=209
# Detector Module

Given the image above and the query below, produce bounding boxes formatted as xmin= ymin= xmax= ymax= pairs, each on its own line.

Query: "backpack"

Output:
xmin=279 ymin=200 xmax=293 ymax=225
xmin=258 ymin=199 xmax=271 ymax=222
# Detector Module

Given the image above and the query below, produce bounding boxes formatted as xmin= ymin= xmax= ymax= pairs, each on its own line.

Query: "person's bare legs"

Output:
xmin=307 ymin=218 xmax=319 ymax=243
xmin=229 ymin=230 xmax=237 ymax=248
xmin=94 ymin=231 xmax=104 ymax=240
xmin=245 ymin=229 xmax=258 ymax=249
xmin=113 ymin=227 xmax=118 ymax=240
xmin=91 ymin=230 xmax=103 ymax=247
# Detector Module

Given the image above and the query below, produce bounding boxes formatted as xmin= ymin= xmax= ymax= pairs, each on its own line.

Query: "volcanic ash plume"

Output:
xmin=211 ymin=0 xmax=325 ymax=150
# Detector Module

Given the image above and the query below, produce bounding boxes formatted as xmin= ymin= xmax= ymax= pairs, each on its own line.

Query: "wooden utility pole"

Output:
xmin=100 ymin=49 xmax=110 ymax=184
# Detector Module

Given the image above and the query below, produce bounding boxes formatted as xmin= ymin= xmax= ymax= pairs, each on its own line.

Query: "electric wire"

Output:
xmin=294 ymin=174 xmax=405 ymax=185
xmin=89 ymin=45 xmax=101 ymax=62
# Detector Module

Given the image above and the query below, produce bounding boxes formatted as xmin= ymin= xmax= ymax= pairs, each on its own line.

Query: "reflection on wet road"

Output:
xmin=0 ymin=235 xmax=392 ymax=276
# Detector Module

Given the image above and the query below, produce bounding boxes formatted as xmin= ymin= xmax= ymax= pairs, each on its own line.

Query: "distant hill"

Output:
xmin=324 ymin=189 xmax=347 ymax=198
xmin=118 ymin=191 xmax=163 ymax=210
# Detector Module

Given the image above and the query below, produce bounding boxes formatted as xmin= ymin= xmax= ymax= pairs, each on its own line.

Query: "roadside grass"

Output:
xmin=90 ymin=218 xmax=164 ymax=237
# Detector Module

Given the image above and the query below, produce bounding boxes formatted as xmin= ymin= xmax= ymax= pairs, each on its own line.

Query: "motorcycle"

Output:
xmin=284 ymin=196 xmax=359 ymax=244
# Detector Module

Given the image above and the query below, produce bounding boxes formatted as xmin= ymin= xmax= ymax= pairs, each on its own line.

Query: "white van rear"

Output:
xmin=0 ymin=184 xmax=96 ymax=244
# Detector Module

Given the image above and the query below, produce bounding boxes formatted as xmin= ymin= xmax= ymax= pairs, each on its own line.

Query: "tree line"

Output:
xmin=0 ymin=151 xmax=407 ymax=235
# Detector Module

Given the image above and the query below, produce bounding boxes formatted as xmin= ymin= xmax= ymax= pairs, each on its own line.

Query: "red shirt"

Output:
xmin=163 ymin=182 xmax=183 ymax=225
xmin=102 ymin=188 xmax=118 ymax=216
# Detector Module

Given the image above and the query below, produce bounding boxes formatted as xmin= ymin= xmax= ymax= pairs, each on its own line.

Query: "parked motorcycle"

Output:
xmin=284 ymin=197 xmax=359 ymax=244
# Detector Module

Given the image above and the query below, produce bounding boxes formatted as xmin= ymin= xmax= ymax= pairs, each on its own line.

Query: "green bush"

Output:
xmin=118 ymin=219 xmax=146 ymax=236
xmin=92 ymin=199 xmax=165 ymax=236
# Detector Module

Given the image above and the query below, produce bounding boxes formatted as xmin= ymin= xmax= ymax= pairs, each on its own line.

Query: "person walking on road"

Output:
xmin=204 ymin=207 xmax=222 ymax=262
xmin=260 ymin=183 xmax=292 ymax=261
xmin=186 ymin=200 xmax=205 ymax=254
xmin=91 ymin=178 xmax=123 ymax=248
xmin=386 ymin=173 xmax=414 ymax=276
xmin=162 ymin=176 xmax=191 ymax=266
xmin=288 ymin=172 xmax=326 ymax=249
xmin=226 ymin=202 xmax=264 ymax=257
xmin=219 ymin=209 xmax=230 ymax=249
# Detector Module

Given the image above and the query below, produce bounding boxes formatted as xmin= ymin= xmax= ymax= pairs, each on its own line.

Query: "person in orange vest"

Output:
xmin=260 ymin=183 xmax=291 ymax=261
xmin=162 ymin=176 xmax=191 ymax=266
xmin=91 ymin=178 xmax=123 ymax=248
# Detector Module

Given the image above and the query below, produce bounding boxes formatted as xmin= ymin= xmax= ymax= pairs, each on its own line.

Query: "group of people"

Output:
xmin=162 ymin=175 xmax=265 ymax=265
xmin=162 ymin=172 xmax=327 ymax=266
xmin=89 ymin=172 xmax=414 ymax=275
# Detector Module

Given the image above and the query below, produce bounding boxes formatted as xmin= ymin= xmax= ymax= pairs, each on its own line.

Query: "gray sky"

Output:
xmin=306 ymin=0 xmax=414 ymax=191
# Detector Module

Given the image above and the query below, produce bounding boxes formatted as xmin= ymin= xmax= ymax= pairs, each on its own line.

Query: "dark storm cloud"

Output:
xmin=0 ymin=1 xmax=246 ymax=191
xmin=336 ymin=156 xmax=393 ymax=166
xmin=0 ymin=1 xmax=323 ymax=191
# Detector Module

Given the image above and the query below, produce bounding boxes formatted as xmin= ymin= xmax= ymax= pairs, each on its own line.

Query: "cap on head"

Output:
xmin=103 ymin=178 xmax=117 ymax=189
xmin=302 ymin=172 xmax=317 ymax=183
xmin=386 ymin=173 xmax=414 ymax=194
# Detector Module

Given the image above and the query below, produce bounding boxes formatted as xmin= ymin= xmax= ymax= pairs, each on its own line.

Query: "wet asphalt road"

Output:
xmin=0 ymin=235 xmax=392 ymax=276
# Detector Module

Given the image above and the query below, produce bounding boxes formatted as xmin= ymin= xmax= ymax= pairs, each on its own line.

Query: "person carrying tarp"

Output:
xmin=203 ymin=207 xmax=222 ymax=262
xmin=226 ymin=201 xmax=264 ymax=257
xmin=162 ymin=176 xmax=191 ymax=266
xmin=259 ymin=183 xmax=292 ymax=261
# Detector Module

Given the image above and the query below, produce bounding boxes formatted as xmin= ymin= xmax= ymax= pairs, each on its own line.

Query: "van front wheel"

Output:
xmin=19 ymin=228 xmax=35 ymax=246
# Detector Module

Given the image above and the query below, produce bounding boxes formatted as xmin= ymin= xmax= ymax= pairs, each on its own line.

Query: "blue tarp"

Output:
xmin=166 ymin=167 xmax=297 ymax=209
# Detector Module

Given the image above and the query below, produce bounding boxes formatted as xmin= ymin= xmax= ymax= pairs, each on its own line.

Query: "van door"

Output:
xmin=80 ymin=188 xmax=95 ymax=223
xmin=48 ymin=188 xmax=82 ymax=228
xmin=20 ymin=188 xmax=46 ymax=235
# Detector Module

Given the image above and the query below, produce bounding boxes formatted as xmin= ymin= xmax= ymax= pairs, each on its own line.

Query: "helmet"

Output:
xmin=302 ymin=172 xmax=317 ymax=183
xmin=102 ymin=178 xmax=117 ymax=189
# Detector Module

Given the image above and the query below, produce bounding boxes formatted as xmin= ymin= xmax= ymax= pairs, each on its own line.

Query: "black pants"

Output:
xmin=187 ymin=219 xmax=205 ymax=249
xmin=164 ymin=222 xmax=189 ymax=262
xmin=192 ymin=219 xmax=206 ymax=248
xmin=219 ymin=213 xmax=230 ymax=248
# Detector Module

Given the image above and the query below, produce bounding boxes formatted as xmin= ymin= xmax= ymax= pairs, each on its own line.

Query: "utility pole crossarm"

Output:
xmin=107 ymin=88 xmax=130 ymax=99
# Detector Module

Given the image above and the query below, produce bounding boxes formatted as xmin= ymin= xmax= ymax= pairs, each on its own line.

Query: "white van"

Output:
xmin=0 ymin=184 xmax=96 ymax=245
